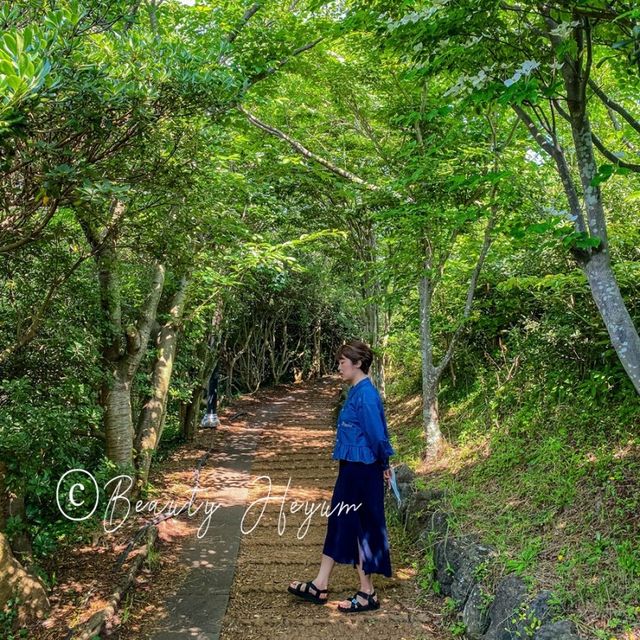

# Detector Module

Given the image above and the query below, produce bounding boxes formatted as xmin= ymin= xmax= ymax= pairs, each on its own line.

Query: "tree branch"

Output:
xmin=513 ymin=104 xmax=588 ymax=234
xmin=591 ymin=132 xmax=640 ymax=172
xmin=554 ymin=97 xmax=640 ymax=171
xmin=226 ymin=3 xmax=261 ymax=46
xmin=512 ymin=104 xmax=557 ymax=157
xmin=436 ymin=212 xmax=496 ymax=377
xmin=0 ymin=251 xmax=92 ymax=365
xmin=239 ymin=106 xmax=381 ymax=191
xmin=123 ymin=262 xmax=165 ymax=377
xmin=588 ymin=80 xmax=640 ymax=137
xmin=0 ymin=198 xmax=60 ymax=254
xmin=243 ymin=37 xmax=323 ymax=89
xmin=579 ymin=17 xmax=593 ymax=104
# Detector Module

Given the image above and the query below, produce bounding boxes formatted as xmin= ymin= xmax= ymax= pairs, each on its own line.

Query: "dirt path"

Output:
xmin=113 ymin=375 xmax=445 ymax=640
xmin=219 ymin=376 xmax=442 ymax=640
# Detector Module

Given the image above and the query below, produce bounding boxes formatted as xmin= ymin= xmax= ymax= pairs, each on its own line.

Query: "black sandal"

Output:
xmin=337 ymin=590 xmax=380 ymax=613
xmin=287 ymin=580 xmax=328 ymax=605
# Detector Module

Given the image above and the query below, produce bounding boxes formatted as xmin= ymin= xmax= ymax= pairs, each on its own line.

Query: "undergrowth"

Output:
xmin=387 ymin=362 xmax=640 ymax=640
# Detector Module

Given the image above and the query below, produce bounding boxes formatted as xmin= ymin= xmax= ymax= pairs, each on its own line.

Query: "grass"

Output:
xmin=386 ymin=365 xmax=640 ymax=640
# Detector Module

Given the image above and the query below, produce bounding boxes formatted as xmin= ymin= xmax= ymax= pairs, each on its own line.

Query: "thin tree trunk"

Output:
xmin=378 ymin=304 xmax=391 ymax=401
xmin=6 ymin=481 xmax=32 ymax=559
xmin=417 ymin=206 xmax=496 ymax=458
xmin=418 ymin=271 xmax=443 ymax=457
xmin=135 ymin=278 xmax=188 ymax=487
xmin=182 ymin=342 xmax=212 ymax=443
xmin=0 ymin=462 xmax=7 ymax=533
xmin=182 ymin=307 xmax=223 ymax=441
xmin=182 ymin=391 xmax=200 ymax=443
xmin=102 ymin=262 xmax=165 ymax=467
xmin=311 ymin=317 xmax=322 ymax=378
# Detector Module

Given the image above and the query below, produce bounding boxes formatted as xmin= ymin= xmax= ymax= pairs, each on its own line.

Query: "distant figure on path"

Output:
xmin=288 ymin=339 xmax=395 ymax=613
xmin=200 ymin=363 xmax=220 ymax=429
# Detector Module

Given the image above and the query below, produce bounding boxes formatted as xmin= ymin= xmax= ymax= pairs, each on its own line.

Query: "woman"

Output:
xmin=288 ymin=339 xmax=395 ymax=613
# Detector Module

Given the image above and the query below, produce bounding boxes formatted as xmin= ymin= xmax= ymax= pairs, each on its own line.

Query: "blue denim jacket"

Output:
xmin=332 ymin=377 xmax=395 ymax=469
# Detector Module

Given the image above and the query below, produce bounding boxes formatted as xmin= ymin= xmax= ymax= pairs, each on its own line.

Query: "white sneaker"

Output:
xmin=200 ymin=413 xmax=220 ymax=429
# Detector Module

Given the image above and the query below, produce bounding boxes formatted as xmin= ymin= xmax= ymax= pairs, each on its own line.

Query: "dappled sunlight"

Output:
xmin=31 ymin=376 xmax=440 ymax=639
xmin=417 ymin=435 xmax=492 ymax=477
xmin=394 ymin=566 xmax=417 ymax=580
xmin=256 ymin=424 xmax=334 ymax=450
xmin=157 ymin=517 xmax=192 ymax=542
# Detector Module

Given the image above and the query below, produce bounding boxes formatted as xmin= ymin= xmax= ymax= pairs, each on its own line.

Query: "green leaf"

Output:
xmin=591 ymin=163 xmax=630 ymax=187
xmin=590 ymin=164 xmax=615 ymax=186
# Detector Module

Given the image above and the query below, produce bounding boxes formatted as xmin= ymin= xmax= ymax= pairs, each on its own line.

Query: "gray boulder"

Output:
xmin=463 ymin=583 xmax=491 ymax=639
xmin=425 ymin=510 xmax=450 ymax=537
xmin=482 ymin=581 xmax=557 ymax=640
xmin=482 ymin=575 xmax=528 ymax=640
xmin=405 ymin=489 xmax=446 ymax=532
xmin=434 ymin=537 xmax=494 ymax=603
xmin=509 ymin=590 xmax=554 ymax=640
xmin=411 ymin=488 xmax=446 ymax=511
xmin=395 ymin=464 xmax=415 ymax=484
xmin=534 ymin=620 xmax=581 ymax=640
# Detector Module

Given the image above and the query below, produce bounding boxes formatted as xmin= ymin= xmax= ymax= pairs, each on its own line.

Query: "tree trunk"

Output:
xmin=0 ymin=467 xmax=31 ymax=559
xmin=77 ymin=204 xmax=166 ymax=467
xmin=104 ymin=373 xmax=135 ymax=468
xmin=182 ymin=308 xmax=223 ymax=441
xmin=0 ymin=462 xmax=7 ymax=532
xmin=569 ymin=115 xmax=640 ymax=393
xmin=419 ymin=273 xmax=443 ymax=457
xmin=101 ymin=263 xmax=166 ymax=468
xmin=135 ymin=277 xmax=188 ymax=487
xmin=526 ymin=17 xmax=640 ymax=394
xmin=0 ymin=532 xmax=50 ymax=624
xmin=182 ymin=392 xmax=200 ymax=443
xmin=311 ymin=317 xmax=322 ymax=378
xmin=362 ymin=225 xmax=384 ymax=392
xmin=378 ymin=304 xmax=392 ymax=401
xmin=6 ymin=481 xmax=32 ymax=559
xmin=182 ymin=345 xmax=212 ymax=443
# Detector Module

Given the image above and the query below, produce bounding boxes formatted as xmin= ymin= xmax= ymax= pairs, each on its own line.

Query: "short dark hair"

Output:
xmin=336 ymin=339 xmax=373 ymax=374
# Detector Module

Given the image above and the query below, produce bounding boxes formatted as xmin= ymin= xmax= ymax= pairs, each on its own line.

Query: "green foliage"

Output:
xmin=0 ymin=597 xmax=29 ymax=640
xmin=0 ymin=3 xmax=639 ymax=637
xmin=418 ymin=550 xmax=440 ymax=595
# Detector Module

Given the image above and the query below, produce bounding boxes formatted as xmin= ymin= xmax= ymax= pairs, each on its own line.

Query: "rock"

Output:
xmin=522 ymin=591 xmax=554 ymax=633
xmin=411 ymin=488 xmax=445 ymax=511
xmin=452 ymin=544 xmax=494 ymax=605
xmin=463 ymin=583 xmax=491 ymax=638
xmin=482 ymin=574 xmax=527 ymax=640
xmin=402 ymin=488 xmax=444 ymax=529
xmin=534 ymin=620 xmax=581 ymax=640
xmin=414 ymin=509 xmax=449 ymax=541
xmin=0 ymin=532 xmax=50 ymax=626
xmin=433 ymin=537 xmax=493 ymax=603
xmin=455 ymin=575 xmax=571 ymax=640
xmin=397 ymin=482 xmax=415 ymax=501
xmin=395 ymin=464 xmax=415 ymax=484
xmin=502 ymin=590 xmax=555 ymax=640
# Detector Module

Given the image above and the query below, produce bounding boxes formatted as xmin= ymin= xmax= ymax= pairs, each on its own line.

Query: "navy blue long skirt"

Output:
xmin=322 ymin=459 xmax=392 ymax=577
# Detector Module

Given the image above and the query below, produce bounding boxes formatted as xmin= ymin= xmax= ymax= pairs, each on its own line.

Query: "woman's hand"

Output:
xmin=383 ymin=468 xmax=392 ymax=488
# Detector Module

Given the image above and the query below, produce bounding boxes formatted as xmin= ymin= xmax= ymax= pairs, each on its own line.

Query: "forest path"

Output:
xmin=117 ymin=375 xmax=444 ymax=640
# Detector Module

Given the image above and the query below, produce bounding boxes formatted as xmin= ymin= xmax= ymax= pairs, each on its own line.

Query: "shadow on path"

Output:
xmin=114 ymin=376 xmax=446 ymax=640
